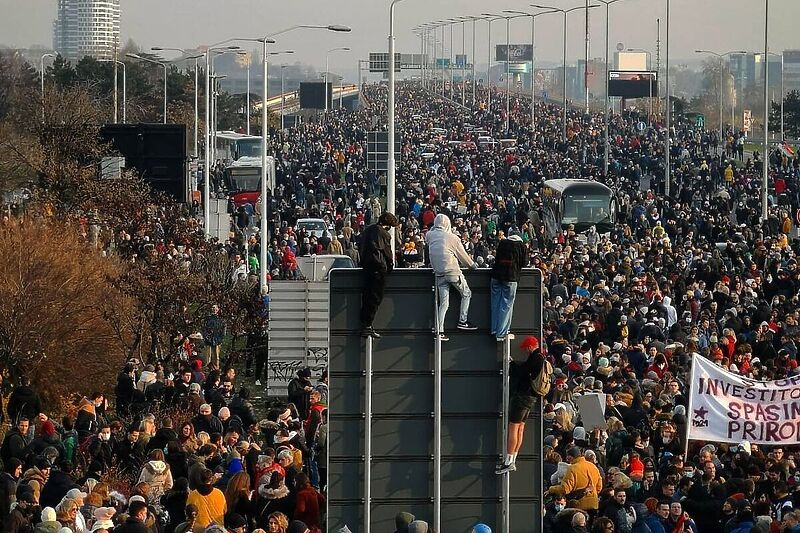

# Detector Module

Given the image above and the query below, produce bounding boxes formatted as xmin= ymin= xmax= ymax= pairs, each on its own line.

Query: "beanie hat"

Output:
xmin=573 ymin=426 xmax=587 ymax=442
xmin=598 ymin=357 xmax=610 ymax=368
xmin=473 ymin=525 xmax=492 ymax=533
xmin=288 ymin=520 xmax=310 ymax=533
xmin=41 ymin=507 xmax=57 ymax=522
xmin=521 ymin=336 xmax=540 ymax=351
xmin=629 ymin=457 xmax=645 ymax=478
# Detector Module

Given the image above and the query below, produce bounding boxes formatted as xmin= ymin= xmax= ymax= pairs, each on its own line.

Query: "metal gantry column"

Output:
xmin=365 ymin=335 xmax=374 ymax=533
xmin=664 ymin=0 xmax=671 ymax=197
xmin=472 ymin=18 xmax=477 ymax=107
xmin=433 ymin=280 xmax=442 ymax=533
xmin=502 ymin=336 xmax=511 ymax=532
xmin=461 ymin=20 xmax=466 ymax=106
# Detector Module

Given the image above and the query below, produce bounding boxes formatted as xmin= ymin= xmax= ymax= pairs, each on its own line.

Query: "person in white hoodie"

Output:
xmin=137 ymin=448 xmax=173 ymax=503
xmin=426 ymin=214 xmax=478 ymax=339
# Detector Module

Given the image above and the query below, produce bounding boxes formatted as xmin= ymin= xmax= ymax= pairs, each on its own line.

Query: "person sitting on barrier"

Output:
xmin=496 ymin=336 xmax=545 ymax=474
xmin=358 ymin=212 xmax=399 ymax=339
xmin=426 ymin=213 xmax=478 ymax=341
xmin=490 ymin=228 xmax=529 ymax=342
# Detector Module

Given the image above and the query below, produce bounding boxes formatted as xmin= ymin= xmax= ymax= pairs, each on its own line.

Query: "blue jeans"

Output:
xmin=491 ymin=278 xmax=518 ymax=337
xmin=435 ymin=273 xmax=472 ymax=331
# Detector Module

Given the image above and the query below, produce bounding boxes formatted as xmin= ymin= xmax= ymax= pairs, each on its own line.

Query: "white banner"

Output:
xmin=689 ymin=355 xmax=800 ymax=445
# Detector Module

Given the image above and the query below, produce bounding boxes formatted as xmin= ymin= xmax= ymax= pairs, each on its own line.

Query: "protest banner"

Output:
xmin=688 ymin=354 xmax=800 ymax=445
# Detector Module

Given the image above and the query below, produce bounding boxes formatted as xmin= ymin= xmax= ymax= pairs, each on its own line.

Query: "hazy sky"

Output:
xmin=1 ymin=0 xmax=797 ymax=77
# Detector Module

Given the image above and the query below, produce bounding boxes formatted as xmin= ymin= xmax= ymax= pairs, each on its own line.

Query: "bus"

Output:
xmin=215 ymin=132 xmax=262 ymax=161
xmin=223 ymin=156 xmax=275 ymax=208
xmin=542 ymin=179 xmax=616 ymax=238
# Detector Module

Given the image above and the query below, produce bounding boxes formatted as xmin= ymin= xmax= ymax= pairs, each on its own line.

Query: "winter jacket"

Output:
xmin=359 ymin=223 xmax=393 ymax=273
xmin=491 ymin=235 xmax=528 ymax=282
xmin=40 ymin=469 xmax=79 ymax=509
xmin=33 ymin=521 xmax=60 ymax=533
xmin=603 ymin=501 xmax=635 ymax=533
xmin=186 ymin=485 xmax=226 ymax=531
xmin=294 ymin=484 xmax=325 ymax=529
xmin=548 ymin=457 xmax=604 ymax=511
xmin=426 ymin=214 xmax=476 ymax=278
xmin=138 ymin=460 xmax=174 ymax=502
xmin=147 ymin=428 xmax=179 ymax=453
xmin=74 ymin=399 xmax=98 ymax=441
xmin=7 ymin=386 xmax=42 ymax=423
xmin=0 ymin=431 xmax=29 ymax=468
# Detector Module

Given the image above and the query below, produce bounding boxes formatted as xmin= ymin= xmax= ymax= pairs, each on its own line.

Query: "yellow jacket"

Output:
xmin=187 ymin=487 xmax=227 ymax=531
xmin=548 ymin=456 xmax=603 ymax=511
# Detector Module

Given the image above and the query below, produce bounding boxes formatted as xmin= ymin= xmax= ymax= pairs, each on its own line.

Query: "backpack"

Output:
xmin=531 ymin=359 xmax=553 ymax=397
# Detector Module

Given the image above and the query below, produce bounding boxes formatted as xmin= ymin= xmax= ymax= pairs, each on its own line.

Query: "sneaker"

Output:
xmin=495 ymin=462 xmax=517 ymax=474
xmin=457 ymin=321 xmax=478 ymax=331
xmin=437 ymin=333 xmax=450 ymax=342
xmin=496 ymin=333 xmax=516 ymax=342
xmin=361 ymin=327 xmax=381 ymax=339
xmin=254 ymin=379 xmax=262 ymax=386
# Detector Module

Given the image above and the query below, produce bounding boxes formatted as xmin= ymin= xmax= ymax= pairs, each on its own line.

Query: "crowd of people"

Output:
xmin=2 ymin=71 xmax=800 ymax=533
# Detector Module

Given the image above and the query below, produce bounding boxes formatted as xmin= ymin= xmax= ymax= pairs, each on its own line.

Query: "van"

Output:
xmin=296 ymin=218 xmax=331 ymax=238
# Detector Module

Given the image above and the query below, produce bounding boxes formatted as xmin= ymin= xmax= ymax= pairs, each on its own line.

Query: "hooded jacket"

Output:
xmin=137 ymin=460 xmax=173 ymax=502
xmin=426 ymin=214 xmax=476 ymax=278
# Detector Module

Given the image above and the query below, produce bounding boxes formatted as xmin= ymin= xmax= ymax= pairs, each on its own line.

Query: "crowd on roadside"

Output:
xmin=3 ymin=73 xmax=800 ymax=533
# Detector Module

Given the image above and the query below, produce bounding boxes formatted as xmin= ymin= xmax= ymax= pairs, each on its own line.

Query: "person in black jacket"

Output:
xmin=7 ymin=377 xmax=42 ymax=424
xmin=497 ymin=337 xmax=544 ymax=474
xmin=0 ymin=458 xmax=22 ymax=524
xmin=358 ymin=212 xmax=398 ymax=338
xmin=490 ymin=231 xmax=529 ymax=341
xmin=0 ymin=418 xmax=30 ymax=468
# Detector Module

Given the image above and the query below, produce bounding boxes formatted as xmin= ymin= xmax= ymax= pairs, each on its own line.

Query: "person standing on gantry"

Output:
xmin=359 ymin=212 xmax=399 ymax=339
xmin=426 ymin=213 xmax=478 ymax=341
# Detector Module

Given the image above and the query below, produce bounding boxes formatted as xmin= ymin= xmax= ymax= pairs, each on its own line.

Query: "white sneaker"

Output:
xmin=255 ymin=379 xmax=262 ymax=386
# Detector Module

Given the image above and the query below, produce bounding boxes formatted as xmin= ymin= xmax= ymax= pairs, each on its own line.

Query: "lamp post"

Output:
xmin=503 ymin=9 xmax=558 ymax=131
xmin=127 ymin=53 xmax=168 ymax=124
xmin=152 ymin=47 xmax=201 ymax=154
xmin=593 ymin=0 xmax=624 ymax=176
xmin=260 ymin=25 xmax=351 ymax=292
xmin=40 ymin=53 xmax=55 ymax=121
xmin=627 ymin=48 xmax=654 ymax=125
xmin=389 ymin=0 xmax=409 ymax=256
xmin=99 ymin=58 xmax=127 ymax=124
xmin=325 ymin=47 xmax=351 ymax=113
xmin=695 ymin=49 xmax=747 ymax=148
xmin=482 ymin=13 xmax=513 ymax=132
xmin=280 ymin=64 xmax=289 ymax=129
xmin=762 ymin=0 xmax=770 ymax=221
xmin=765 ymin=51 xmax=785 ymax=140
xmin=665 ymin=0 xmax=671 ymax=197
xmin=532 ymin=4 xmax=597 ymax=141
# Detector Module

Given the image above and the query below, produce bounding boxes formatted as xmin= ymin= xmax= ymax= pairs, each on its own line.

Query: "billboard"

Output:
xmin=496 ymin=44 xmax=533 ymax=62
xmin=328 ymin=269 xmax=543 ymax=533
xmin=616 ymin=51 xmax=648 ymax=71
xmin=369 ymin=52 xmax=401 ymax=73
xmin=455 ymin=54 xmax=468 ymax=67
xmin=100 ymin=124 xmax=188 ymax=203
xmin=607 ymin=70 xmax=658 ymax=98
xmin=298 ymin=82 xmax=332 ymax=110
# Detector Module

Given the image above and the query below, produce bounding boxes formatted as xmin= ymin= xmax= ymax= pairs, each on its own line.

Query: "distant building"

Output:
xmin=53 ymin=0 xmax=120 ymax=61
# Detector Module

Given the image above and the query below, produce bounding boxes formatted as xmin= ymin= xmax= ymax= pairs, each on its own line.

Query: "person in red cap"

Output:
xmin=496 ymin=336 xmax=545 ymax=474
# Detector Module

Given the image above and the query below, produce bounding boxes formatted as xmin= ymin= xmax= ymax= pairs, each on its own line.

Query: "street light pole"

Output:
xmin=532 ymin=5 xmax=593 ymax=141
xmin=665 ymin=0 xmax=671 ymax=197
xmin=259 ymin=24 xmax=350 ymax=293
xmin=126 ymin=53 xmax=168 ymax=123
xmin=695 ymin=50 xmax=747 ymax=149
xmin=281 ymin=64 xmax=288 ymax=129
xmin=325 ymin=47 xmax=351 ymax=113
xmin=762 ymin=0 xmax=770 ymax=221
xmin=40 ymin=53 xmax=55 ymax=121
xmin=389 ymin=0 xmax=407 ymax=245
xmin=100 ymin=58 xmax=127 ymax=124
xmin=504 ymin=10 xmax=558 ymax=133
xmin=594 ymin=0 xmax=624 ymax=176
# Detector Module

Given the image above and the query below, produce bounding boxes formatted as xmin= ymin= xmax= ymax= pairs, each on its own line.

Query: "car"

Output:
xmin=296 ymin=218 xmax=331 ymax=238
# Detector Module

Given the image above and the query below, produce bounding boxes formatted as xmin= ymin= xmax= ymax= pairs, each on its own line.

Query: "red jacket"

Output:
xmin=294 ymin=485 xmax=326 ymax=528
